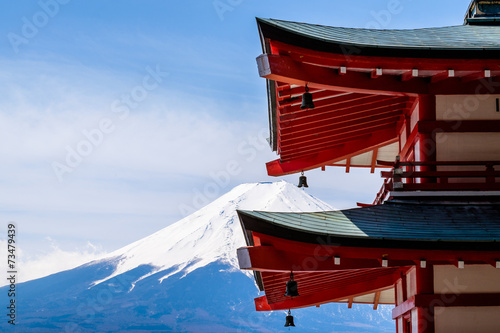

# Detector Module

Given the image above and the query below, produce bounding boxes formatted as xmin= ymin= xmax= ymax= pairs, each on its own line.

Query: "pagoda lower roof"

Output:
xmin=237 ymin=201 xmax=500 ymax=311
xmin=258 ymin=18 xmax=500 ymax=58
xmin=238 ymin=201 xmax=500 ymax=251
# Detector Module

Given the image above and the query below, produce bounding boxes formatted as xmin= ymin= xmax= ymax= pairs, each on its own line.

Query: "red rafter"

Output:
xmin=280 ymin=95 xmax=408 ymax=122
xmin=255 ymin=268 xmax=399 ymax=311
xmin=280 ymin=123 xmax=399 ymax=162
xmin=279 ymin=92 xmax=370 ymax=115
xmin=267 ymin=127 xmax=398 ymax=176
xmin=278 ymin=90 xmax=341 ymax=107
xmin=280 ymin=106 xmax=405 ymax=137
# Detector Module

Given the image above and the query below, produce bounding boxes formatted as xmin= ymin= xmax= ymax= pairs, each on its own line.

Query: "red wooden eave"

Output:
xmin=266 ymin=127 xmax=399 ymax=176
xmin=254 ymin=268 xmax=399 ymax=311
xmin=239 ymin=232 xmax=500 ymax=311
xmin=260 ymin=38 xmax=500 ymax=177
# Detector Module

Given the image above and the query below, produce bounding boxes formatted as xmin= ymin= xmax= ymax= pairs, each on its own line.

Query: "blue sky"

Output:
xmin=0 ymin=0 xmax=472 ymax=281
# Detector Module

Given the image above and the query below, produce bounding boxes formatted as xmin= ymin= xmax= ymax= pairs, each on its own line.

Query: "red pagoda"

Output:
xmin=237 ymin=1 xmax=500 ymax=332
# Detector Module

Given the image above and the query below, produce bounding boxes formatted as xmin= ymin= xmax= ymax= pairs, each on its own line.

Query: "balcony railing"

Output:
xmin=373 ymin=159 xmax=500 ymax=205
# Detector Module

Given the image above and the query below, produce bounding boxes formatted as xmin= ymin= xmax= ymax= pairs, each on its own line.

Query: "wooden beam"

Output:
xmin=348 ymin=297 xmax=353 ymax=309
xmin=237 ymin=246 xmax=414 ymax=272
xmin=254 ymin=273 xmax=396 ymax=311
xmin=281 ymin=101 xmax=408 ymax=130
xmin=281 ymin=122 xmax=398 ymax=154
xmin=266 ymin=127 xmax=398 ymax=176
xmin=249 ymin=231 xmax=500 ymax=266
xmin=281 ymin=124 xmax=398 ymax=162
xmin=401 ymin=69 xmax=419 ymax=82
xmin=258 ymin=53 xmax=500 ymax=96
xmin=280 ymin=110 xmax=403 ymax=139
xmin=399 ymin=126 xmax=419 ymax=162
xmin=371 ymin=68 xmax=383 ymax=79
xmin=280 ymin=92 xmax=371 ymax=115
xmin=276 ymin=84 xmax=291 ymax=91
xmin=430 ymin=69 xmax=455 ymax=83
xmin=373 ymin=291 xmax=382 ymax=310
xmin=257 ymin=54 xmax=422 ymax=96
xmin=392 ymin=296 xmax=416 ymax=319
xmin=278 ymin=90 xmax=340 ymax=108
xmin=461 ymin=69 xmax=492 ymax=83
xmin=280 ymin=95 xmax=407 ymax=121
xmin=278 ymin=86 xmax=321 ymax=98
xmin=269 ymin=40 xmax=500 ymax=74
xmin=418 ymin=120 xmax=500 ymax=133
xmin=371 ymin=148 xmax=379 ymax=174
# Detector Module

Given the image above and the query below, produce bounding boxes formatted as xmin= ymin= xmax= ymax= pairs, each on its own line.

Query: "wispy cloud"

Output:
xmin=0 ymin=238 xmax=108 ymax=286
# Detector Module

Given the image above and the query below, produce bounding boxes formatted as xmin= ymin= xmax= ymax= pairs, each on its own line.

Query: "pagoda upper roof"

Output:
xmin=238 ymin=201 xmax=500 ymax=250
xmin=256 ymin=18 xmax=500 ymax=177
xmin=258 ymin=18 xmax=500 ymax=58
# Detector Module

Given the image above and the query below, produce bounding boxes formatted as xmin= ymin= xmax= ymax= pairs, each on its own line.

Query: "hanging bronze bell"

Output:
xmin=300 ymin=85 xmax=315 ymax=109
xmin=284 ymin=310 xmax=295 ymax=327
xmin=284 ymin=272 xmax=299 ymax=297
xmin=297 ymin=172 xmax=308 ymax=188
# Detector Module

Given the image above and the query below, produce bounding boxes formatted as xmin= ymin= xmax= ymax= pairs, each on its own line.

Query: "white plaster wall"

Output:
xmin=396 ymin=279 xmax=404 ymax=305
xmin=411 ymin=308 xmax=419 ymax=333
xmin=434 ymin=265 xmax=500 ymax=294
xmin=436 ymin=95 xmax=500 ymax=121
xmin=436 ymin=132 xmax=500 ymax=162
xmin=435 ymin=307 xmax=500 ymax=333
xmin=411 ymin=102 xmax=419 ymax=130
xmin=400 ymin=126 xmax=407 ymax=151
xmin=406 ymin=267 xmax=417 ymax=299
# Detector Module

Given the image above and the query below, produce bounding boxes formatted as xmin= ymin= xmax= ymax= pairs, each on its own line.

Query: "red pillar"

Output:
xmin=415 ymin=265 xmax=435 ymax=333
xmin=418 ymin=95 xmax=436 ymax=183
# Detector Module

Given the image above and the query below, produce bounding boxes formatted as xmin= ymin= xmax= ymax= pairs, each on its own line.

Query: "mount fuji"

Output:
xmin=2 ymin=182 xmax=394 ymax=332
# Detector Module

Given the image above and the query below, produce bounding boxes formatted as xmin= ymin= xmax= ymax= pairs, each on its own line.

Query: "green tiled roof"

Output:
xmin=238 ymin=202 xmax=500 ymax=249
xmin=257 ymin=18 xmax=500 ymax=58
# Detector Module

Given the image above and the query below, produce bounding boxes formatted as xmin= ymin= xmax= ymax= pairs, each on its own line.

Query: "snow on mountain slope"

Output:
xmin=93 ymin=181 xmax=333 ymax=286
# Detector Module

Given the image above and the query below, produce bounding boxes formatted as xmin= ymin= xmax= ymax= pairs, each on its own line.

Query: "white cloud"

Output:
xmin=0 ymin=238 xmax=108 ymax=286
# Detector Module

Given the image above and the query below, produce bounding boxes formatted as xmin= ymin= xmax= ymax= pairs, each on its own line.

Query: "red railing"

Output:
xmin=373 ymin=159 xmax=500 ymax=205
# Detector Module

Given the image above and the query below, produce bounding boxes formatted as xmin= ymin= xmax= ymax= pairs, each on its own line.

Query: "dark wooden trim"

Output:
xmin=419 ymin=120 xmax=500 ymax=133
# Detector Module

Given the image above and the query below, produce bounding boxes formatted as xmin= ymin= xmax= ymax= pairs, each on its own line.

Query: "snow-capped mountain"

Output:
xmin=92 ymin=181 xmax=333 ymax=287
xmin=1 ymin=182 xmax=394 ymax=332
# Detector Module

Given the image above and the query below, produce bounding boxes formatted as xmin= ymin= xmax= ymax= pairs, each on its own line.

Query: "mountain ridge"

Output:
xmin=90 ymin=181 xmax=333 ymax=287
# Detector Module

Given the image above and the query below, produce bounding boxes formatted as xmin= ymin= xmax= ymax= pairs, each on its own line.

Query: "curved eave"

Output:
xmin=237 ymin=203 xmax=500 ymax=311
xmin=257 ymin=18 xmax=500 ymax=59
xmin=237 ymin=204 xmax=500 ymax=251
xmin=256 ymin=18 xmax=500 ymax=175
